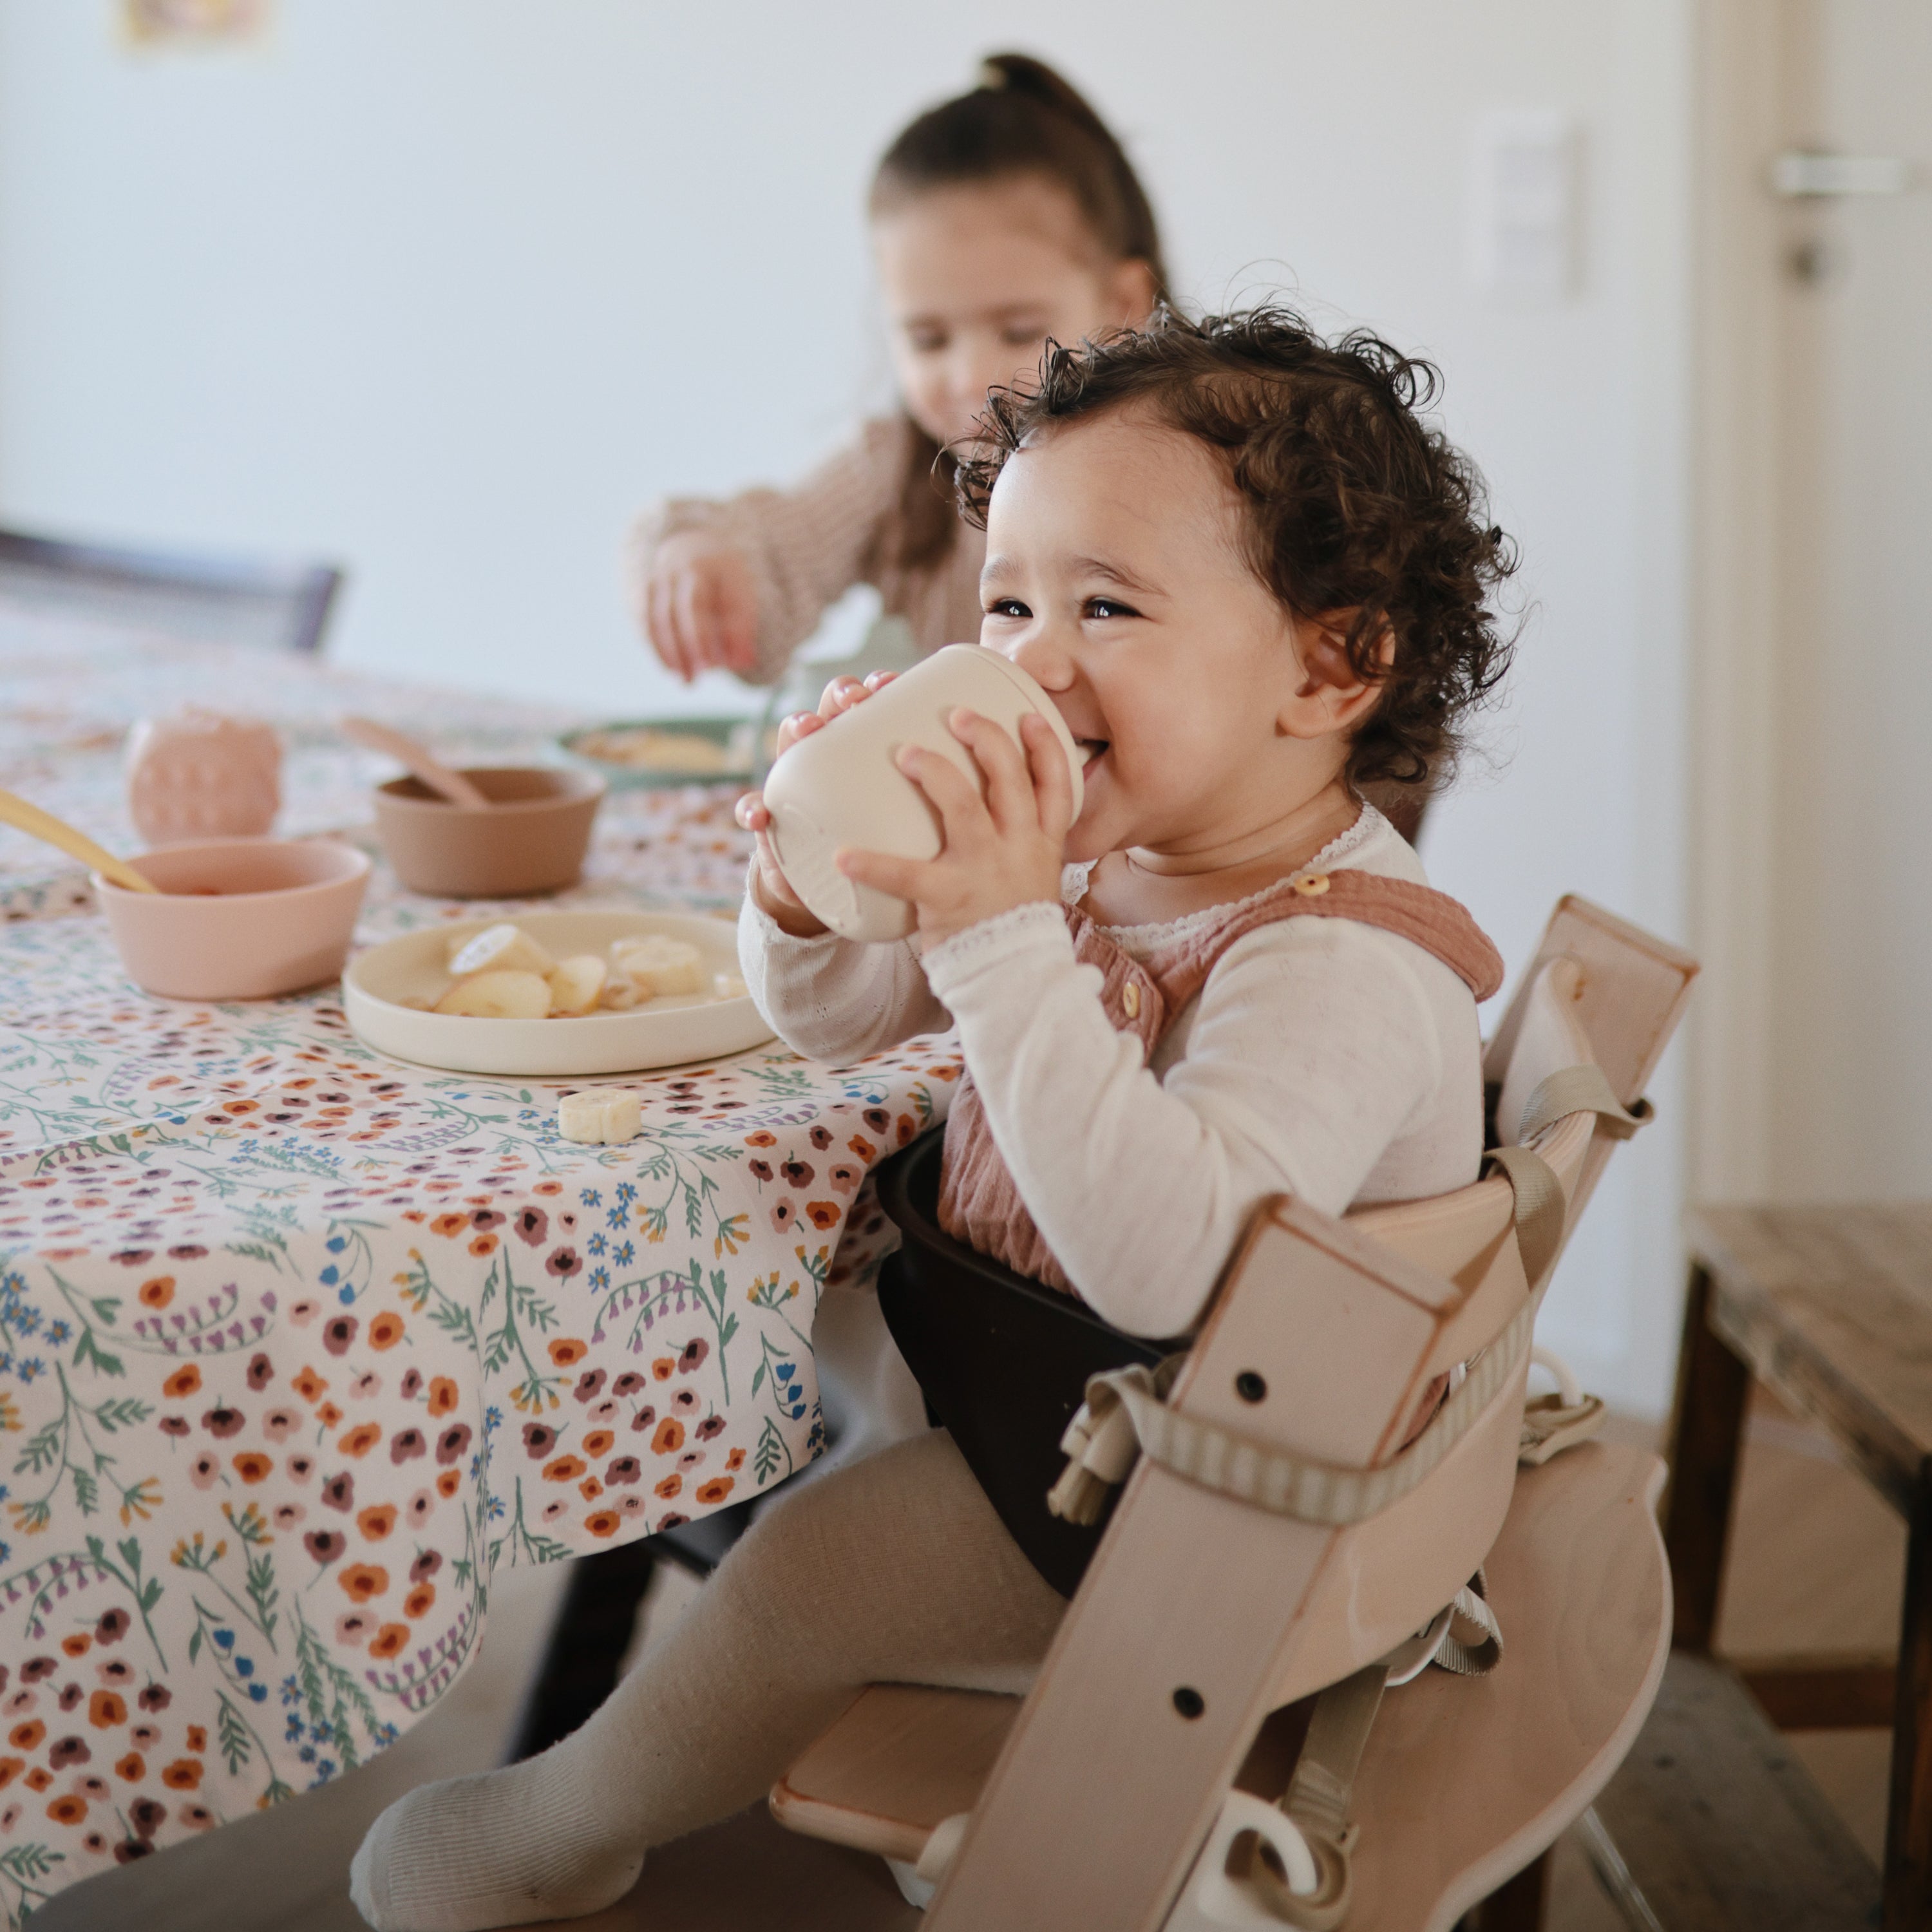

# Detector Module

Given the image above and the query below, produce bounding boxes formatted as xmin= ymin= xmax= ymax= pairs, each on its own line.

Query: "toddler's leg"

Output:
xmin=350 ymin=1429 xmax=1065 ymax=1930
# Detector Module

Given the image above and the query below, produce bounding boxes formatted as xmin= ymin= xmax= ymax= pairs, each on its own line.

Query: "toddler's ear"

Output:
xmin=1280 ymin=611 xmax=1390 ymax=739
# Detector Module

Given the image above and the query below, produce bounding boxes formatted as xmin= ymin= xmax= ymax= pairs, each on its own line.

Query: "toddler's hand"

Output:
xmin=642 ymin=535 xmax=759 ymax=681
xmin=835 ymin=708 xmax=1071 ymax=949
xmin=734 ymin=673 xmax=900 ymax=939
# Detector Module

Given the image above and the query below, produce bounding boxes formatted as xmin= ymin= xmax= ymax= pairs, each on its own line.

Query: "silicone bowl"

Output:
xmin=372 ymin=766 xmax=605 ymax=898
xmin=93 ymin=837 xmax=372 ymax=1001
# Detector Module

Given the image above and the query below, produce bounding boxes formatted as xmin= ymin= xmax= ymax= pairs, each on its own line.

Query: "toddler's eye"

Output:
xmin=985 ymin=597 xmax=1031 ymax=620
xmin=905 ymin=326 xmax=949 ymax=355
xmin=1084 ymin=597 xmax=1140 ymax=621
xmin=1000 ymin=323 xmax=1048 ymax=348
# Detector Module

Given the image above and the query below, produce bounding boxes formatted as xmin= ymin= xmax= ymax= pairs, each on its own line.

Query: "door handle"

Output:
xmin=1771 ymin=150 xmax=1911 ymax=197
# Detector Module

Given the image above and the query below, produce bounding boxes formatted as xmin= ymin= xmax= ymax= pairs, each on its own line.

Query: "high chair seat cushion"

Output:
xmin=875 ymin=1132 xmax=1165 ymax=1597
xmin=771 ymin=1441 xmax=1669 ymax=1931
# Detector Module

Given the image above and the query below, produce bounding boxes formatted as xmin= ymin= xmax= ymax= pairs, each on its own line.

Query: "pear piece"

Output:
xmin=448 ymin=923 xmax=554 ymax=979
xmin=433 ymin=969 xmax=553 ymax=1019
xmin=547 ymin=954 xmax=608 ymax=1018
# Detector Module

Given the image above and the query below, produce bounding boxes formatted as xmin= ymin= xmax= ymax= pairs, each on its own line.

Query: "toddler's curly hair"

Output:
xmin=952 ymin=306 xmax=1515 ymax=791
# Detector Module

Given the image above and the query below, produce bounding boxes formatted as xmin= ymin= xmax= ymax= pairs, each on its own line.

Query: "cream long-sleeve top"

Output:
xmin=628 ymin=416 xmax=985 ymax=687
xmin=739 ymin=806 xmax=1486 ymax=1338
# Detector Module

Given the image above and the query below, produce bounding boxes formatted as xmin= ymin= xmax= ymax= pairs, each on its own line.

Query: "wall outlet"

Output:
xmin=1470 ymin=110 xmax=1582 ymax=301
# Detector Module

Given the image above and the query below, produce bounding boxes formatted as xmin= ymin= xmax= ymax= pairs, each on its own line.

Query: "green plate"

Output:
xmin=558 ymin=716 xmax=765 ymax=790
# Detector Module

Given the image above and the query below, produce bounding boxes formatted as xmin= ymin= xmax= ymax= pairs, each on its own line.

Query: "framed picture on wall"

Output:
xmin=122 ymin=0 xmax=269 ymax=43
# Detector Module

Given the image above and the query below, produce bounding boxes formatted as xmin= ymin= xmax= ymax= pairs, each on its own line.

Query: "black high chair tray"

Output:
xmin=874 ymin=1130 xmax=1169 ymax=1598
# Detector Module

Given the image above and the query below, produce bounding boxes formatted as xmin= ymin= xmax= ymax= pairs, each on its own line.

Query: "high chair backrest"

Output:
xmin=918 ymin=898 xmax=1696 ymax=1931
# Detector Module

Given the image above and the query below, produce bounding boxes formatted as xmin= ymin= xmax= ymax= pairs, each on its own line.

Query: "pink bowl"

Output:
xmin=93 ymin=838 xmax=372 ymax=1001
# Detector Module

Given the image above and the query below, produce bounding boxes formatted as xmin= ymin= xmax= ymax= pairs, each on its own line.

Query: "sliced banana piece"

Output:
xmin=558 ymin=1088 xmax=642 ymax=1144
xmin=434 ymin=969 xmax=553 ymax=1019
xmin=449 ymin=922 xmax=556 ymax=978
xmin=547 ymin=954 xmax=609 ymax=1017
xmin=611 ymin=934 xmax=708 ymax=998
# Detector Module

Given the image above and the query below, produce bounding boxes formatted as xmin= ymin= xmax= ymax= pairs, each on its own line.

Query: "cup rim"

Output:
xmin=93 ymin=836 xmax=373 ymax=903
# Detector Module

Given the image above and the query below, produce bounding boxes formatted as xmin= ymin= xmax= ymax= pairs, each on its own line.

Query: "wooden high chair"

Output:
xmin=768 ymin=897 xmax=1698 ymax=1931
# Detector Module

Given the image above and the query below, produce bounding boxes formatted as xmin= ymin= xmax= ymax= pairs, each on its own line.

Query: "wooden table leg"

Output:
xmin=1884 ymin=1466 xmax=1932 ymax=1931
xmin=1660 ymin=1261 xmax=1752 ymax=1653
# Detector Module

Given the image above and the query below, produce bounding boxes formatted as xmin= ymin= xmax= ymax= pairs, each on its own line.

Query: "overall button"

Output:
xmin=1121 ymin=981 xmax=1142 ymax=1019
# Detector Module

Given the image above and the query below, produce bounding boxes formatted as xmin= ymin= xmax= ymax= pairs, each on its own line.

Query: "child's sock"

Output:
xmin=348 ymin=1743 xmax=641 ymax=1931
xmin=348 ymin=1430 xmax=1064 ymax=1931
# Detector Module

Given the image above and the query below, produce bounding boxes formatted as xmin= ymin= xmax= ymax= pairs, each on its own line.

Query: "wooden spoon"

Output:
xmin=0 ymin=787 xmax=160 ymax=894
xmin=341 ymin=717 xmax=492 ymax=810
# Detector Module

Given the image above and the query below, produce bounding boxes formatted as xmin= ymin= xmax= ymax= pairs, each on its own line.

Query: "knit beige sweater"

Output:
xmin=627 ymin=415 xmax=986 ymax=687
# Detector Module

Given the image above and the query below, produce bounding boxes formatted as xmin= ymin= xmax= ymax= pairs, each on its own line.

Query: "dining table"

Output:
xmin=0 ymin=609 xmax=959 ymax=1922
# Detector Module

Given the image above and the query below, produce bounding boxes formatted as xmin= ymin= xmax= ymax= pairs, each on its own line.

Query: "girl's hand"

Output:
xmin=734 ymin=673 xmax=899 ymax=938
xmin=643 ymin=535 xmax=759 ymax=681
xmin=836 ymin=709 xmax=1072 ymax=949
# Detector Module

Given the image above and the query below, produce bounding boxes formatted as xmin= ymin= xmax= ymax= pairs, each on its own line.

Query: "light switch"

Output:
xmin=1470 ymin=111 xmax=1581 ymax=302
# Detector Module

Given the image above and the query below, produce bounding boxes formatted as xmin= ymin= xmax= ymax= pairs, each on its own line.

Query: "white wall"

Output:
xmin=0 ymin=0 xmax=1694 ymax=1412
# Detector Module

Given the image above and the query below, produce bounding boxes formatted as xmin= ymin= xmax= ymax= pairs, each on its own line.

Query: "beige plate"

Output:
xmin=342 ymin=910 xmax=774 ymax=1076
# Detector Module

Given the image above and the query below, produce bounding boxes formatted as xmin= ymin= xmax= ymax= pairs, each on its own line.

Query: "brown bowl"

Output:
xmin=372 ymin=766 xmax=605 ymax=898
xmin=95 ymin=838 xmax=372 ymax=1001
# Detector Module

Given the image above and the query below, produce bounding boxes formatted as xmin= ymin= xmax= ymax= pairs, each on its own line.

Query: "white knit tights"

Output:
xmin=349 ymin=1430 xmax=1065 ymax=1930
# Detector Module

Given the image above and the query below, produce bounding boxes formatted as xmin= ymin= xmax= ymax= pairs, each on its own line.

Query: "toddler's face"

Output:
xmin=978 ymin=411 xmax=1329 ymax=866
xmin=873 ymin=178 xmax=1154 ymax=451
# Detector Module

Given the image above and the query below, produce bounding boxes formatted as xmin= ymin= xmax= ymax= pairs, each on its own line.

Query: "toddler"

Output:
xmin=632 ymin=52 xmax=1163 ymax=683
xmin=352 ymin=306 xmax=1514 ymax=1930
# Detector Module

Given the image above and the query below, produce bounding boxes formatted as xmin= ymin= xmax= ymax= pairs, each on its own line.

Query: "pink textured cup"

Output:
xmin=93 ymin=838 xmax=372 ymax=1001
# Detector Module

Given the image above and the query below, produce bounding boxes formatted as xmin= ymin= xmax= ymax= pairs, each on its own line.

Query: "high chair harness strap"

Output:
xmin=938 ymin=866 xmax=1506 ymax=1297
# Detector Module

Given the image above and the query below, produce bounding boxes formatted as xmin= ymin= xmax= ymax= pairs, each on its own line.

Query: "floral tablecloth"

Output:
xmin=0 ymin=616 xmax=958 ymax=1920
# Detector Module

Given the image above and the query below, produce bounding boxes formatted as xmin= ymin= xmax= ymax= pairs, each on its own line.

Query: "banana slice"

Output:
xmin=448 ymin=923 xmax=555 ymax=979
xmin=558 ymin=1088 xmax=642 ymax=1144
xmin=610 ymin=934 xmax=708 ymax=998
xmin=434 ymin=969 xmax=553 ymax=1019
xmin=547 ymin=954 xmax=609 ymax=1017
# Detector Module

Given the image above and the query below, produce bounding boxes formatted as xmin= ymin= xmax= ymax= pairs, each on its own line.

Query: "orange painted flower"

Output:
xmin=694 ymin=1477 xmax=735 ymax=1507
xmin=232 ymin=1452 xmax=273 ymax=1484
xmin=469 ymin=1233 xmax=499 ymax=1257
xmin=541 ymin=1455 xmax=586 ymax=1484
xmin=337 ymin=1423 xmax=382 ymax=1458
xmin=650 ymin=1417 xmax=685 ymax=1457
xmin=547 ymin=1338 xmax=587 ymax=1367
xmin=355 ymin=1504 xmax=397 ymax=1542
xmin=8 ymin=1721 xmax=44 ymax=1751
xmin=88 ymin=1690 xmax=127 ymax=1728
xmin=61 ymin=1633 xmax=92 ymax=1658
xmin=426 ymin=1378 xmax=460 ymax=1417
xmin=581 ymin=1429 xmax=615 ymax=1458
xmin=162 ymin=1365 xmax=202 ymax=1399
xmin=578 ymin=1477 xmax=602 ymax=1502
xmin=160 ymin=1759 xmax=203 ymax=1790
xmin=654 ymin=1473 xmax=683 ymax=1500
xmin=368 ymin=1624 xmax=410 ymax=1659
xmin=804 ymin=1200 xmax=841 ymax=1231
xmin=430 ymin=1213 xmax=468 ymax=1238
xmin=368 ymin=1312 xmax=404 ymax=1350
xmin=292 ymin=1367 xmax=328 ymax=1402
xmin=138 ymin=1276 xmax=176 ymax=1311
xmin=534 ymin=1180 xmax=563 ymax=1197
xmin=847 ymin=1135 xmax=877 ymax=1161
xmin=339 ymin=1564 xmax=390 ymax=1603
xmin=24 ymin=1768 xmax=50 ymax=1793
xmin=584 ymin=1510 xmax=620 ymax=1537
xmin=651 ymin=1358 xmax=675 ymax=1381
xmin=0 ymin=1759 xmax=20 ymax=1789
xmin=403 ymin=1584 xmax=435 ymax=1619
xmin=744 ymin=1130 xmax=776 ymax=1148
xmin=186 ymin=1725 xmax=206 ymax=1752
xmin=115 ymin=1752 xmax=144 ymax=1781
xmin=726 ymin=1447 xmax=746 ymax=1472
xmin=46 ymin=1794 xmax=86 ymax=1825
xmin=435 ymin=1469 xmax=461 ymax=1498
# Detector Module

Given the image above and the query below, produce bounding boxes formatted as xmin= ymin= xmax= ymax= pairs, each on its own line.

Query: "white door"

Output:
xmin=1698 ymin=0 xmax=1932 ymax=1200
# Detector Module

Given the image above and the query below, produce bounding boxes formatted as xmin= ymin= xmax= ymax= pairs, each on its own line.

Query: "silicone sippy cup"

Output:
xmin=761 ymin=645 xmax=1085 ymax=943
xmin=126 ymin=710 xmax=283 ymax=847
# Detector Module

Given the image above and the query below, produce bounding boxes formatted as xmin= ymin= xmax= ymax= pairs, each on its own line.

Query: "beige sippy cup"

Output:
xmin=761 ymin=645 xmax=1086 ymax=943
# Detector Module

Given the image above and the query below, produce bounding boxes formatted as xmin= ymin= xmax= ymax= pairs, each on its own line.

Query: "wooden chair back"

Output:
xmin=0 ymin=526 xmax=344 ymax=656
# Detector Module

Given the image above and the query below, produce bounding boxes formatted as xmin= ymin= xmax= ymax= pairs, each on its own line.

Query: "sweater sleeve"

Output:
xmin=920 ymin=904 xmax=1451 ymax=1337
xmin=627 ymin=419 xmax=906 ymax=687
xmin=737 ymin=882 xmax=951 ymax=1063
